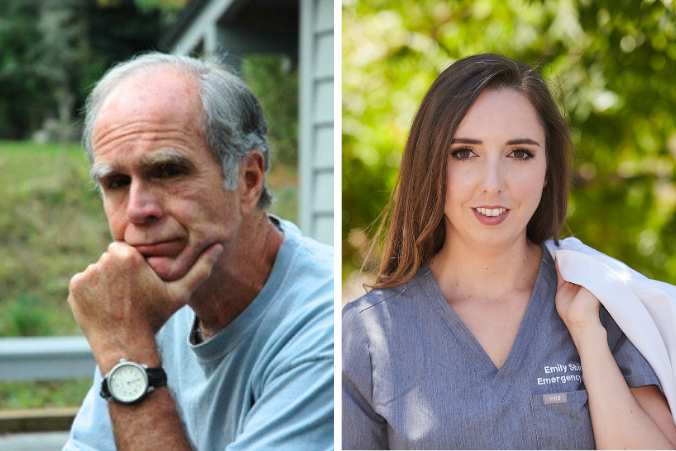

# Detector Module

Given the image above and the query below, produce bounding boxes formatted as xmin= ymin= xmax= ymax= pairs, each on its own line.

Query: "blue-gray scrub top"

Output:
xmin=342 ymin=248 xmax=660 ymax=450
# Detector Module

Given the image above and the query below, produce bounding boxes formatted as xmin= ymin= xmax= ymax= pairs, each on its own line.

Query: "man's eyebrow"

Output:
xmin=89 ymin=150 xmax=192 ymax=183
xmin=90 ymin=163 xmax=116 ymax=183
xmin=138 ymin=149 xmax=192 ymax=168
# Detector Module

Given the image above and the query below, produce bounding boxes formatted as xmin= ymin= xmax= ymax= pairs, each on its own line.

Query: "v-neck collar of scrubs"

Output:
xmin=419 ymin=247 xmax=556 ymax=400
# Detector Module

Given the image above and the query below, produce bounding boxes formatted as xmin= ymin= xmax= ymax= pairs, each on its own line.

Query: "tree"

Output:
xmin=0 ymin=1 xmax=51 ymax=138
xmin=0 ymin=0 xmax=165 ymax=141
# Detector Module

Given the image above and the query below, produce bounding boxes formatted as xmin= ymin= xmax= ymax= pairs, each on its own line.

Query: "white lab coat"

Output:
xmin=545 ymin=237 xmax=676 ymax=423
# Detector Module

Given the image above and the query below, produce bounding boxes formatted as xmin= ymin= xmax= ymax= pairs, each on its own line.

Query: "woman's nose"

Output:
xmin=480 ymin=155 xmax=506 ymax=194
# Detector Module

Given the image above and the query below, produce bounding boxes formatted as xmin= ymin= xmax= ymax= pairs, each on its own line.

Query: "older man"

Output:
xmin=64 ymin=53 xmax=334 ymax=450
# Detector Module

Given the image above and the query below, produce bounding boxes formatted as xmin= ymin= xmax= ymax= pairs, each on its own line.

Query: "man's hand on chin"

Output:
xmin=68 ymin=241 xmax=223 ymax=372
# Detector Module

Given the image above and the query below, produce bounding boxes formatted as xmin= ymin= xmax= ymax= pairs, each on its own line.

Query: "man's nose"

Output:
xmin=126 ymin=181 xmax=163 ymax=225
xmin=480 ymin=154 xmax=506 ymax=194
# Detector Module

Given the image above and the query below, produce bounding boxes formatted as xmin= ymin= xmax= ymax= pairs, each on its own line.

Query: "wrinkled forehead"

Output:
xmin=93 ymin=67 xmax=204 ymax=142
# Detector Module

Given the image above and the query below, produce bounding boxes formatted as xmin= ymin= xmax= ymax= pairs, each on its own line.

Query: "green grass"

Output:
xmin=0 ymin=140 xmax=297 ymax=409
xmin=0 ymin=141 xmax=108 ymax=337
xmin=0 ymin=379 xmax=93 ymax=409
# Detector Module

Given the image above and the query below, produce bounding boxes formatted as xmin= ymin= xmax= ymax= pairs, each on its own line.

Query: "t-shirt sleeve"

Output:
xmin=342 ymin=302 xmax=389 ymax=450
xmin=600 ymin=306 xmax=662 ymax=390
xmin=225 ymin=295 xmax=335 ymax=451
xmin=225 ymin=356 xmax=334 ymax=451
xmin=62 ymin=368 xmax=116 ymax=451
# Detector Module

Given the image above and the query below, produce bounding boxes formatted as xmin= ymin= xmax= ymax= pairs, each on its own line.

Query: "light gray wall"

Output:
xmin=299 ymin=0 xmax=334 ymax=246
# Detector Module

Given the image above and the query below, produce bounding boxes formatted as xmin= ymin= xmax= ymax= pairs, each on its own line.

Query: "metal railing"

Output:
xmin=0 ymin=336 xmax=95 ymax=382
xmin=0 ymin=336 xmax=94 ymax=435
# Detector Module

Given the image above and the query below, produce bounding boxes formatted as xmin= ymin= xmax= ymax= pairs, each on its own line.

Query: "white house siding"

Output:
xmin=299 ymin=0 xmax=334 ymax=246
xmin=169 ymin=0 xmax=234 ymax=58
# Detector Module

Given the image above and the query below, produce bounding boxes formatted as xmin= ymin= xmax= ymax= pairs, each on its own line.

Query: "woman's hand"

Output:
xmin=554 ymin=258 xmax=602 ymax=332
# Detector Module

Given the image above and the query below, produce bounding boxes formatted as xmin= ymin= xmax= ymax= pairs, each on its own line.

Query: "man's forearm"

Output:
xmin=109 ymin=387 xmax=193 ymax=451
xmin=101 ymin=348 xmax=193 ymax=450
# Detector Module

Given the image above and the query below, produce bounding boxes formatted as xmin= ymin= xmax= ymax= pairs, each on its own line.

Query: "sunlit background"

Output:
xmin=342 ymin=0 xmax=676 ymax=305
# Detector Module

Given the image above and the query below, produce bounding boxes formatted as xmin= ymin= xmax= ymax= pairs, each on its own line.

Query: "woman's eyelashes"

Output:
xmin=450 ymin=147 xmax=535 ymax=161
xmin=510 ymin=148 xmax=535 ymax=160
xmin=450 ymin=147 xmax=476 ymax=160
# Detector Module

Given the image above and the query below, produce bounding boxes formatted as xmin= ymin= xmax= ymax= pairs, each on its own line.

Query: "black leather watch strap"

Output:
xmin=146 ymin=367 xmax=168 ymax=388
xmin=100 ymin=378 xmax=112 ymax=399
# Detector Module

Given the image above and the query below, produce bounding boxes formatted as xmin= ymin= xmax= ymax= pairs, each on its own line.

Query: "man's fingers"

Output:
xmin=168 ymin=243 xmax=223 ymax=302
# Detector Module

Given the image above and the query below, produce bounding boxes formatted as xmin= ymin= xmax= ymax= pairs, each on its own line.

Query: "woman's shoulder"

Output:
xmin=343 ymin=265 xmax=432 ymax=321
xmin=344 ymin=282 xmax=414 ymax=317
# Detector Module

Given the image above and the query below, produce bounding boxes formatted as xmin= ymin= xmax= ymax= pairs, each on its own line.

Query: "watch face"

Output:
xmin=109 ymin=362 xmax=148 ymax=403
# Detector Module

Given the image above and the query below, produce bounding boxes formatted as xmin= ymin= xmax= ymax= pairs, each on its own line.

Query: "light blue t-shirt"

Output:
xmin=342 ymin=247 xmax=660 ymax=450
xmin=66 ymin=218 xmax=334 ymax=450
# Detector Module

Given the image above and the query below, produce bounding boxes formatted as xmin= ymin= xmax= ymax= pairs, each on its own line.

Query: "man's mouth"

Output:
xmin=134 ymin=240 xmax=184 ymax=257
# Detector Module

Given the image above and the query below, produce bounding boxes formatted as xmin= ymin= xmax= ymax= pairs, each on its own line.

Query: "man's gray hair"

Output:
xmin=83 ymin=52 xmax=272 ymax=208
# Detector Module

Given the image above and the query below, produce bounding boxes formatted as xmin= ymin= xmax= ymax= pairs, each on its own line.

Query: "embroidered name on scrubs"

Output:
xmin=537 ymin=362 xmax=582 ymax=385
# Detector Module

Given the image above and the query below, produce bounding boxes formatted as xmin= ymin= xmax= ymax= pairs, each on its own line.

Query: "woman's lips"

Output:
xmin=472 ymin=207 xmax=509 ymax=226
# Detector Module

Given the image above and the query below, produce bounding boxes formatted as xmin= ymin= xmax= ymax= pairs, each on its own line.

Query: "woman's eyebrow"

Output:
xmin=451 ymin=138 xmax=542 ymax=147
xmin=451 ymin=138 xmax=482 ymax=144
xmin=506 ymin=138 xmax=541 ymax=147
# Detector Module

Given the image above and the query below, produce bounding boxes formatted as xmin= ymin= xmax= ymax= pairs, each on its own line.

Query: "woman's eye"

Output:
xmin=452 ymin=148 xmax=475 ymax=160
xmin=511 ymin=149 xmax=533 ymax=160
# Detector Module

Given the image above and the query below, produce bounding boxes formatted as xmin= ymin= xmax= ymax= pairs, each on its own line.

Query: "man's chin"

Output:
xmin=146 ymin=256 xmax=188 ymax=282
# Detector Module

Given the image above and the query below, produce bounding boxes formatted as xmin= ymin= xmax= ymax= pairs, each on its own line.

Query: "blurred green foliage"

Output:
xmin=133 ymin=0 xmax=188 ymax=21
xmin=0 ymin=295 xmax=57 ymax=337
xmin=0 ymin=379 xmax=92 ymax=409
xmin=0 ymin=0 xmax=163 ymax=140
xmin=342 ymin=0 xmax=676 ymax=289
xmin=0 ymin=142 xmax=110 ymax=337
xmin=243 ymin=55 xmax=300 ymax=167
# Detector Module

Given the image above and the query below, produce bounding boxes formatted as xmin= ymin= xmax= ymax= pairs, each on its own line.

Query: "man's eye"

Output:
xmin=154 ymin=164 xmax=186 ymax=179
xmin=107 ymin=177 xmax=130 ymax=190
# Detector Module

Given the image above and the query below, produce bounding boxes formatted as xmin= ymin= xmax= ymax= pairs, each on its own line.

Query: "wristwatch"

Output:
xmin=100 ymin=359 xmax=167 ymax=404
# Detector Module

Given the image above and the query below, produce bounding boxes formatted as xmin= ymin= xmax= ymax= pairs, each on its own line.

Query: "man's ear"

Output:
xmin=238 ymin=150 xmax=265 ymax=214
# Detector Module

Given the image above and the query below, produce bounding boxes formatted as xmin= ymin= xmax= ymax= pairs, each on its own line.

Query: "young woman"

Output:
xmin=342 ymin=54 xmax=676 ymax=450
